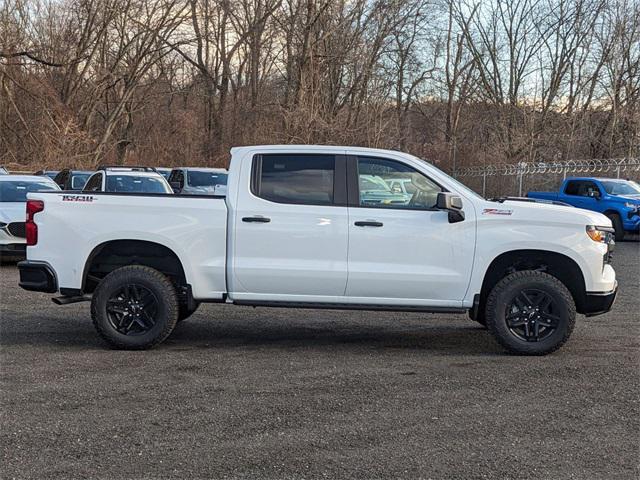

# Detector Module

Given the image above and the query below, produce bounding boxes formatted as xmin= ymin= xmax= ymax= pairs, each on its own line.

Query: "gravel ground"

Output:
xmin=1 ymin=242 xmax=639 ymax=480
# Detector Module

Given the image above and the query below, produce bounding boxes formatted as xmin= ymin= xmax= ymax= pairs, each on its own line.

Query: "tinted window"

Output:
xmin=254 ymin=154 xmax=335 ymax=205
xmin=169 ymin=170 xmax=184 ymax=188
xmin=565 ymin=180 xmax=599 ymax=197
xmin=357 ymin=157 xmax=441 ymax=209
xmin=84 ymin=173 xmax=103 ymax=192
xmin=105 ymin=175 xmax=170 ymax=193
xmin=0 ymin=180 xmax=58 ymax=202
xmin=187 ymin=171 xmax=228 ymax=187
xmin=53 ymin=171 xmax=67 ymax=188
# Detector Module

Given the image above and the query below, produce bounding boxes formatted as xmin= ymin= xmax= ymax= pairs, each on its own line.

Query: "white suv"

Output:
xmin=1 ymin=175 xmax=60 ymax=260
xmin=83 ymin=167 xmax=172 ymax=194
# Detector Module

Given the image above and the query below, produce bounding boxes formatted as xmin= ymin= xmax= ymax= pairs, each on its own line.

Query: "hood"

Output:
xmin=486 ymin=199 xmax=611 ymax=228
xmin=617 ymin=194 xmax=640 ymax=203
xmin=0 ymin=202 xmax=27 ymax=224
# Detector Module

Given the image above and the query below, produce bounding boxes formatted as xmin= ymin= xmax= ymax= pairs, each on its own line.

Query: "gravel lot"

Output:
xmin=1 ymin=242 xmax=639 ymax=480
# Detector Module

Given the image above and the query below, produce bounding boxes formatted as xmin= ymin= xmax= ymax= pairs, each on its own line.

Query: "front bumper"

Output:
xmin=583 ymin=281 xmax=618 ymax=317
xmin=18 ymin=261 xmax=58 ymax=293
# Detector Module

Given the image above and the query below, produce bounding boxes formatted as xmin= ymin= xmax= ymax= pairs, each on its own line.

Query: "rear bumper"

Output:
xmin=0 ymin=243 xmax=26 ymax=257
xmin=18 ymin=261 xmax=58 ymax=293
xmin=582 ymin=282 xmax=618 ymax=317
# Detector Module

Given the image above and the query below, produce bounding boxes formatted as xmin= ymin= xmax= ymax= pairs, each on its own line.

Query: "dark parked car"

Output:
xmin=34 ymin=170 xmax=60 ymax=180
xmin=53 ymin=169 xmax=93 ymax=191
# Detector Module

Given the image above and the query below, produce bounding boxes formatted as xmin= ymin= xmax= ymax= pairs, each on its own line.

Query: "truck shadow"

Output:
xmin=0 ymin=308 xmax=503 ymax=356
xmin=168 ymin=321 xmax=503 ymax=356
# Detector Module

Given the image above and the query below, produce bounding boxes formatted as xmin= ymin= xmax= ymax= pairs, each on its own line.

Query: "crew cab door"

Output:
xmin=563 ymin=180 xmax=604 ymax=211
xmin=345 ymin=156 xmax=475 ymax=306
xmin=231 ymin=152 xmax=349 ymax=300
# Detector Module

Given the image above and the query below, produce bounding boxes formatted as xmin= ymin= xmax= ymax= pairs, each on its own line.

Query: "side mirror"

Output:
xmin=587 ymin=189 xmax=601 ymax=199
xmin=436 ymin=192 xmax=465 ymax=223
xmin=170 ymin=181 xmax=181 ymax=193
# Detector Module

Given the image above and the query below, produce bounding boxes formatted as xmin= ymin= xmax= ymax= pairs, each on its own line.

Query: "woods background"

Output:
xmin=1 ymin=0 xmax=638 ymax=173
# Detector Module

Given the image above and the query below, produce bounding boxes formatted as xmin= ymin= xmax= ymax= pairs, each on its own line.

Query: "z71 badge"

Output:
xmin=482 ymin=208 xmax=512 ymax=216
xmin=61 ymin=195 xmax=94 ymax=202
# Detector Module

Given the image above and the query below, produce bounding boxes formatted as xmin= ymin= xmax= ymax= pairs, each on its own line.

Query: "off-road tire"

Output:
xmin=605 ymin=213 xmax=625 ymax=242
xmin=485 ymin=270 xmax=576 ymax=355
xmin=91 ymin=265 xmax=178 ymax=350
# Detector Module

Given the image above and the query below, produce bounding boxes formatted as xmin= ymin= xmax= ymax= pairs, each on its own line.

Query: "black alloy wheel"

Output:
xmin=106 ymin=284 xmax=159 ymax=336
xmin=91 ymin=265 xmax=179 ymax=349
xmin=505 ymin=289 xmax=559 ymax=342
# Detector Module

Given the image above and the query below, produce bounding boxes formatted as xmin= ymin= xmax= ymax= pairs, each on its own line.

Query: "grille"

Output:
xmin=7 ymin=222 xmax=26 ymax=238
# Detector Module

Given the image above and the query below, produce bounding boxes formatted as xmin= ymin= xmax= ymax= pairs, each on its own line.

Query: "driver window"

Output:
xmin=357 ymin=157 xmax=442 ymax=209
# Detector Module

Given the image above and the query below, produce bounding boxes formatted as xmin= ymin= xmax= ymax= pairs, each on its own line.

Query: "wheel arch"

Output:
xmin=602 ymin=209 xmax=621 ymax=218
xmin=82 ymin=239 xmax=187 ymax=294
xmin=478 ymin=249 xmax=588 ymax=316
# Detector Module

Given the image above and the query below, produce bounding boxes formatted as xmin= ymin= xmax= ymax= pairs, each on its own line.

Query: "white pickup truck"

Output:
xmin=18 ymin=145 xmax=617 ymax=355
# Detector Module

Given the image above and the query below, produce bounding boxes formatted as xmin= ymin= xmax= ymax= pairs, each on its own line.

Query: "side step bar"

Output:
xmin=52 ymin=295 xmax=91 ymax=305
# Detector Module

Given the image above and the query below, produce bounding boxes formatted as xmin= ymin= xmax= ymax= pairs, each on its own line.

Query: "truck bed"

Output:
xmin=26 ymin=191 xmax=228 ymax=300
xmin=527 ymin=191 xmax=560 ymax=201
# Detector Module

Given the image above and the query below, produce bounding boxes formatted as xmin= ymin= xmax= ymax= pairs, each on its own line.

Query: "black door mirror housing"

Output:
xmin=170 ymin=181 xmax=181 ymax=193
xmin=436 ymin=192 xmax=465 ymax=223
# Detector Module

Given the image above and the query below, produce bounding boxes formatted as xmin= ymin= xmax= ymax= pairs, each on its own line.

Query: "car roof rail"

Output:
xmin=97 ymin=165 xmax=158 ymax=172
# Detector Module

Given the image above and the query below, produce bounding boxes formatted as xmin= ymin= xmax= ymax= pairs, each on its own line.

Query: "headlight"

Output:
xmin=586 ymin=225 xmax=614 ymax=243
xmin=624 ymin=202 xmax=637 ymax=209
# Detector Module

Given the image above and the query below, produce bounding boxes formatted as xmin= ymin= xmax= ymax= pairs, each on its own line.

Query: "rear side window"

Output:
xmin=565 ymin=180 xmax=599 ymax=197
xmin=252 ymin=154 xmax=335 ymax=205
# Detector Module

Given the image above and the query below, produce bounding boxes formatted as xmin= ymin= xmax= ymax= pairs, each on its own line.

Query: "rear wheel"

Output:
xmin=91 ymin=266 xmax=178 ymax=350
xmin=485 ymin=270 xmax=575 ymax=355
xmin=605 ymin=213 xmax=624 ymax=242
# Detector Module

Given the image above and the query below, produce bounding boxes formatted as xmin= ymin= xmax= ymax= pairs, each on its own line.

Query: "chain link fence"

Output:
xmin=455 ymin=158 xmax=640 ymax=198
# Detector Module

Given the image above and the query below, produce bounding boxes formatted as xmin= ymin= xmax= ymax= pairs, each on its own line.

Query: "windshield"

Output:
xmin=0 ymin=180 xmax=58 ymax=202
xmin=71 ymin=173 xmax=91 ymax=190
xmin=105 ymin=175 xmax=171 ymax=193
xmin=600 ymin=180 xmax=640 ymax=195
xmin=187 ymin=171 xmax=228 ymax=188
xmin=415 ymin=157 xmax=485 ymax=200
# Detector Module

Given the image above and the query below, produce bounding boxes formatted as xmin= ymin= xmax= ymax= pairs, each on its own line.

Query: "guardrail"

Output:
xmin=454 ymin=158 xmax=640 ymax=197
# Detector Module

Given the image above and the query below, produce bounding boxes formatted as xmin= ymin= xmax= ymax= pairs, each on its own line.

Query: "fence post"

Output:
xmin=482 ymin=172 xmax=486 ymax=197
xmin=616 ymin=165 xmax=621 ymax=178
xmin=518 ymin=171 xmax=523 ymax=196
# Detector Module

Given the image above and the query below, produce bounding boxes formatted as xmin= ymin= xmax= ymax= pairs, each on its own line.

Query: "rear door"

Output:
xmin=231 ymin=152 xmax=349 ymax=300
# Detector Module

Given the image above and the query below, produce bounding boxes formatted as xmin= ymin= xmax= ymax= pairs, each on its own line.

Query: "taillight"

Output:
xmin=25 ymin=200 xmax=44 ymax=246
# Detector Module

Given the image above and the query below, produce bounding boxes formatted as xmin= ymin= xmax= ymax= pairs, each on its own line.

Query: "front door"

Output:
xmin=563 ymin=180 xmax=602 ymax=211
xmin=345 ymin=156 xmax=475 ymax=306
xmin=232 ymin=153 xmax=349 ymax=300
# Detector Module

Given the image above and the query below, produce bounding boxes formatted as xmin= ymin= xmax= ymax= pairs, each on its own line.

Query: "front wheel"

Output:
xmin=485 ymin=270 xmax=575 ymax=355
xmin=91 ymin=266 xmax=179 ymax=350
xmin=605 ymin=213 xmax=625 ymax=242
